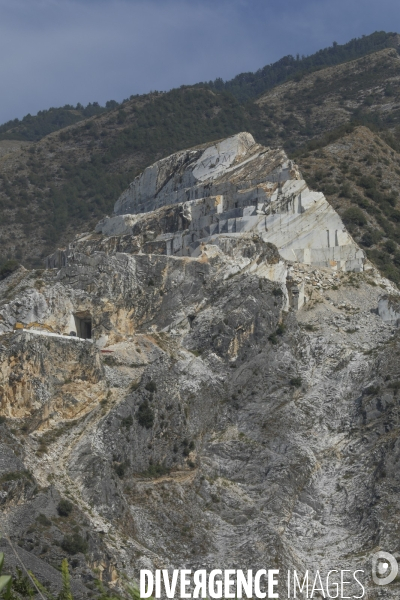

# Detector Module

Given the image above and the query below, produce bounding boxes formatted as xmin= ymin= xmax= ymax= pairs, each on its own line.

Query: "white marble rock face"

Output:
xmin=110 ymin=132 xmax=365 ymax=272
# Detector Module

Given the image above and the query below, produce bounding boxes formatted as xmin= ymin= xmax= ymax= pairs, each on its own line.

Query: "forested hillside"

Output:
xmin=2 ymin=31 xmax=398 ymax=145
xmin=206 ymin=30 xmax=400 ymax=100
xmin=0 ymin=101 xmax=119 ymax=142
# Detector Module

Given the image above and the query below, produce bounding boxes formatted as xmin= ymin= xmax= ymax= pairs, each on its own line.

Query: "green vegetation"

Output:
xmin=276 ymin=323 xmax=286 ymax=336
xmin=61 ymin=533 xmax=88 ymax=555
xmin=113 ymin=461 xmax=129 ymax=478
xmin=10 ymin=568 xmax=33 ymax=599
xmin=289 ymin=377 xmax=302 ymax=388
xmin=0 ymin=471 xmax=33 ymax=484
xmin=2 ymin=550 xmax=124 ymax=600
xmin=269 ymin=322 xmax=286 ymax=344
xmin=20 ymin=86 xmax=254 ymax=257
xmin=144 ymin=381 xmax=157 ymax=393
xmin=137 ymin=400 xmax=154 ymax=429
xmin=57 ymin=499 xmax=73 ymax=517
xmin=0 ymin=552 xmax=12 ymax=599
xmin=36 ymin=513 xmax=52 ymax=527
xmin=58 ymin=559 xmax=73 ymax=600
xmin=96 ymin=578 xmax=125 ymax=600
xmin=142 ymin=462 xmax=170 ymax=478
xmin=342 ymin=207 xmax=367 ymax=229
xmin=120 ymin=415 xmax=133 ymax=429
xmin=207 ymin=31 xmax=399 ymax=101
xmin=301 ymin=323 xmax=318 ymax=331
xmin=182 ymin=439 xmax=195 ymax=457
xmin=294 ymin=123 xmax=400 ymax=286
xmin=0 ymin=32 xmax=396 ymax=144
xmin=0 ymin=102 xmax=118 ymax=142
xmin=272 ymin=287 xmax=283 ymax=297
xmin=129 ymin=381 xmax=140 ymax=392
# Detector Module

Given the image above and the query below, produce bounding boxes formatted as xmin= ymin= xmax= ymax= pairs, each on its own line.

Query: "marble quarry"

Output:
xmin=45 ymin=133 xmax=366 ymax=315
xmin=97 ymin=132 xmax=365 ymax=273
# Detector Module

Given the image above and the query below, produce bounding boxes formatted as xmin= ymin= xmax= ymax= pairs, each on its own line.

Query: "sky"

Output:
xmin=0 ymin=0 xmax=399 ymax=124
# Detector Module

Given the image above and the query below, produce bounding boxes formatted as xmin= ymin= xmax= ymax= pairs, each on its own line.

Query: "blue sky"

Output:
xmin=0 ymin=0 xmax=399 ymax=124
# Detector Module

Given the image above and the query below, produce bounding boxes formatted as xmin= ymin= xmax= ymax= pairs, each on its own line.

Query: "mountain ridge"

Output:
xmin=206 ymin=30 xmax=400 ymax=101
xmin=1 ymin=31 xmax=398 ymax=144
xmin=1 ymin=37 xmax=400 ymax=287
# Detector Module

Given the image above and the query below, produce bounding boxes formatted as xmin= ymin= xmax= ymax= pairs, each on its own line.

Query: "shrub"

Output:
xmin=357 ymin=175 xmax=377 ymax=190
xmin=385 ymin=239 xmax=397 ymax=254
xmin=61 ymin=533 xmax=88 ymax=555
xmin=121 ymin=415 xmax=133 ymax=429
xmin=114 ymin=463 xmax=126 ymax=478
xmin=360 ymin=232 xmax=374 ymax=247
xmin=276 ymin=323 xmax=286 ymax=335
xmin=342 ymin=207 xmax=367 ymax=227
xmin=145 ymin=381 xmax=157 ymax=393
xmin=12 ymin=568 xmax=32 ymax=597
xmin=289 ymin=377 xmax=302 ymax=388
xmin=143 ymin=462 xmax=169 ymax=478
xmin=272 ymin=287 xmax=283 ymax=297
xmin=339 ymin=182 xmax=352 ymax=198
xmin=137 ymin=400 xmax=154 ymax=429
xmin=57 ymin=499 xmax=73 ymax=517
xmin=36 ymin=513 xmax=52 ymax=527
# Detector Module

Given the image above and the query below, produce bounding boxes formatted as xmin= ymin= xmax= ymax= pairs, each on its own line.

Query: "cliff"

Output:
xmin=0 ymin=135 xmax=399 ymax=598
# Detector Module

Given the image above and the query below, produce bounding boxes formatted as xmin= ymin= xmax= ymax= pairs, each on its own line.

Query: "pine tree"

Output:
xmin=57 ymin=560 xmax=73 ymax=600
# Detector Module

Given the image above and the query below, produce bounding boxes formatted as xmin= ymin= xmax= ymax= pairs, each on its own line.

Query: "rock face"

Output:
xmin=1 ymin=135 xmax=400 ymax=598
xmin=98 ymin=133 xmax=365 ymax=272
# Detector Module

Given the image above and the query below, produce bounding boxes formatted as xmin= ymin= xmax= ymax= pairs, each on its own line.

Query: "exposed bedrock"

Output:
xmin=103 ymin=132 xmax=364 ymax=273
xmin=1 ymin=135 xmax=400 ymax=598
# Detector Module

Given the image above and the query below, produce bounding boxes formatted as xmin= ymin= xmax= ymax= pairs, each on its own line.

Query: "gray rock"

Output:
xmin=0 ymin=135 xmax=399 ymax=598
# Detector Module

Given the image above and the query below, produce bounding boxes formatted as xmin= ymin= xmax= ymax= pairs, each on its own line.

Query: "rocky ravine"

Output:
xmin=1 ymin=133 xmax=400 ymax=598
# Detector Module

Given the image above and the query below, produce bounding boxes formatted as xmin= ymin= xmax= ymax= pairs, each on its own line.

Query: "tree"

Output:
xmin=57 ymin=560 xmax=73 ymax=600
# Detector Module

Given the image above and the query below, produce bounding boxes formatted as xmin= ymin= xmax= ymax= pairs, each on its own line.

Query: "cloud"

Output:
xmin=0 ymin=0 xmax=398 ymax=123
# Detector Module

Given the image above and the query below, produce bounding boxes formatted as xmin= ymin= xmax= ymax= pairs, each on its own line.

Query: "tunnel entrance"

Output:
xmin=74 ymin=312 xmax=92 ymax=339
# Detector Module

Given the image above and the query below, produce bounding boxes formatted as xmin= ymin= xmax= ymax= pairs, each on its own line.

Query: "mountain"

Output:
xmin=0 ymin=89 xmax=253 ymax=269
xmin=253 ymin=47 xmax=400 ymax=151
xmin=0 ymin=101 xmax=119 ymax=142
xmin=1 ymin=30 xmax=397 ymax=144
xmin=2 ymin=133 xmax=400 ymax=598
xmin=1 ymin=33 xmax=400 ymax=286
xmin=207 ymin=30 xmax=400 ymax=101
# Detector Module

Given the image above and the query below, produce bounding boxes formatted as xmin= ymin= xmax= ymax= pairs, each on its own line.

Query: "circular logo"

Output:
xmin=372 ymin=551 xmax=398 ymax=586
